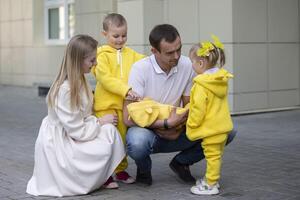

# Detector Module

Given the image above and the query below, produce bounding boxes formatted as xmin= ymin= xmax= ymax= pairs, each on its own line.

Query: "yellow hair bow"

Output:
xmin=196 ymin=34 xmax=224 ymax=57
xmin=211 ymin=34 xmax=224 ymax=50
xmin=197 ymin=41 xmax=214 ymax=57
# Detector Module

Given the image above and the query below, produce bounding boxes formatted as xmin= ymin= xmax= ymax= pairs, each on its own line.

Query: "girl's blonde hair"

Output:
xmin=47 ymin=34 xmax=98 ymax=110
xmin=189 ymin=42 xmax=225 ymax=68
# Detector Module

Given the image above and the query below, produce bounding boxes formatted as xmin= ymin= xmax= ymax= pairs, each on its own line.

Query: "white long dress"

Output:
xmin=26 ymin=81 xmax=125 ymax=197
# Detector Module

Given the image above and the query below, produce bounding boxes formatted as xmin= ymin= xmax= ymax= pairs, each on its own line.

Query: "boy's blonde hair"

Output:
xmin=103 ymin=13 xmax=127 ymax=31
xmin=189 ymin=40 xmax=225 ymax=68
xmin=47 ymin=34 xmax=98 ymax=110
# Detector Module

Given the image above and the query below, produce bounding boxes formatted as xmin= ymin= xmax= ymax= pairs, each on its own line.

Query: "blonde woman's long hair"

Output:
xmin=47 ymin=34 xmax=98 ymax=110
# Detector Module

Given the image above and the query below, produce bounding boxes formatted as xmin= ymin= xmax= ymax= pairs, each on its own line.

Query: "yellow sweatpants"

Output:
xmin=201 ymin=133 xmax=228 ymax=185
xmin=95 ymin=109 xmax=128 ymax=173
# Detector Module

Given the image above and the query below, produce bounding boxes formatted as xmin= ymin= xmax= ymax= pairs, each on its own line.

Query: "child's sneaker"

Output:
xmin=196 ymin=178 xmax=220 ymax=189
xmin=102 ymin=176 xmax=119 ymax=189
xmin=115 ymin=171 xmax=135 ymax=184
xmin=191 ymin=178 xmax=219 ymax=195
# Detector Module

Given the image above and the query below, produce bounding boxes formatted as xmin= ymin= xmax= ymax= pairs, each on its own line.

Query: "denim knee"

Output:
xmin=226 ymin=128 xmax=237 ymax=145
xmin=126 ymin=127 xmax=155 ymax=160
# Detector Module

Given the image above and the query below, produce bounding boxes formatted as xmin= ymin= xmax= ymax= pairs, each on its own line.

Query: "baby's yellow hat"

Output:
xmin=127 ymin=99 xmax=160 ymax=127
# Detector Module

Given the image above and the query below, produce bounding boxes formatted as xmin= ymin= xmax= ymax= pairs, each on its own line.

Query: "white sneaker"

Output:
xmin=191 ymin=179 xmax=219 ymax=195
xmin=196 ymin=178 xmax=220 ymax=189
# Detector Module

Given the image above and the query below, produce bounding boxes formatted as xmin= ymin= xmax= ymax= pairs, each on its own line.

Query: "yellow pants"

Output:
xmin=95 ymin=109 xmax=128 ymax=173
xmin=201 ymin=134 xmax=228 ymax=185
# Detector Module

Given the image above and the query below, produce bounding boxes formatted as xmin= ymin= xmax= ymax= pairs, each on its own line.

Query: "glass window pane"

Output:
xmin=48 ymin=8 xmax=59 ymax=39
xmin=48 ymin=6 xmax=65 ymax=39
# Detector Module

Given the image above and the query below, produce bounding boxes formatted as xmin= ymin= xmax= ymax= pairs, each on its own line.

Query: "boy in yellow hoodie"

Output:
xmin=93 ymin=13 xmax=144 ymax=188
xmin=187 ymin=35 xmax=233 ymax=195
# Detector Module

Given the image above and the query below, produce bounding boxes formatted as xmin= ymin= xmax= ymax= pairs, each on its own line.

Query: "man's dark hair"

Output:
xmin=149 ymin=24 xmax=180 ymax=52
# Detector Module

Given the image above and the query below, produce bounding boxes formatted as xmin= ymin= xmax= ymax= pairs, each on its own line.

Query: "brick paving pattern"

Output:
xmin=0 ymin=85 xmax=300 ymax=200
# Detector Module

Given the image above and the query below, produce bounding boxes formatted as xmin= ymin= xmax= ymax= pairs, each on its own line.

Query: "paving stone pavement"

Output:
xmin=0 ymin=84 xmax=300 ymax=200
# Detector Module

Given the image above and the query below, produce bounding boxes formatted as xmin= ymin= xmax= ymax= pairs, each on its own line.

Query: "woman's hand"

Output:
xmin=98 ymin=114 xmax=118 ymax=126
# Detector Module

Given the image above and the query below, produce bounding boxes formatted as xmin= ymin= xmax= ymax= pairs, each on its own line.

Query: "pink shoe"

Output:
xmin=115 ymin=171 xmax=135 ymax=184
xmin=102 ymin=176 xmax=119 ymax=189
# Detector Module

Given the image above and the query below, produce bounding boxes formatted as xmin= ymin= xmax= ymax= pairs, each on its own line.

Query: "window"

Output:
xmin=45 ymin=0 xmax=75 ymax=44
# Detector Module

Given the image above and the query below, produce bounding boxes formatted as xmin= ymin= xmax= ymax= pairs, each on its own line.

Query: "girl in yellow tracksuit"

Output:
xmin=187 ymin=35 xmax=233 ymax=195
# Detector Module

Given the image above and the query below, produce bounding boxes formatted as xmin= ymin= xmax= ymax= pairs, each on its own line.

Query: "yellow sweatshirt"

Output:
xmin=93 ymin=45 xmax=144 ymax=111
xmin=186 ymin=68 xmax=234 ymax=141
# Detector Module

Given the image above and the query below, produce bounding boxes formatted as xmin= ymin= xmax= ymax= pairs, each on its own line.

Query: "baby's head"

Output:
xmin=189 ymin=35 xmax=225 ymax=74
xmin=102 ymin=13 xmax=127 ymax=49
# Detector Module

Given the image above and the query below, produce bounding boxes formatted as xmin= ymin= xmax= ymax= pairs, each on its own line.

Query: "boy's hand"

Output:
xmin=98 ymin=114 xmax=118 ymax=126
xmin=126 ymin=89 xmax=141 ymax=101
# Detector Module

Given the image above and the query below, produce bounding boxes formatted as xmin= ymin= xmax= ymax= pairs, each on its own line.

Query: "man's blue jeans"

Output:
xmin=126 ymin=127 xmax=237 ymax=172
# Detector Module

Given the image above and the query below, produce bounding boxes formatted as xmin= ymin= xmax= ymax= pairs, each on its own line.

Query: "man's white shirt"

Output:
xmin=128 ymin=54 xmax=196 ymax=106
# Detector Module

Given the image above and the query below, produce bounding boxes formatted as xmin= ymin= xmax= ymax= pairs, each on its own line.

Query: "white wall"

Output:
xmin=118 ymin=0 xmax=300 ymax=113
xmin=0 ymin=0 xmax=299 ymax=112
xmin=0 ymin=0 xmax=117 ymax=86
xmin=232 ymin=0 xmax=299 ymax=112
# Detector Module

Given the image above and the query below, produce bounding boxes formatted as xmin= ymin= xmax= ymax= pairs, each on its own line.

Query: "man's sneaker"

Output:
xmin=191 ymin=178 xmax=219 ymax=195
xmin=136 ymin=168 xmax=152 ymax=186
xmin=196 ymin=178 xmax=220 ymax=189
xmin=102 ymin=176 xmax=119 ymax=189
xmin=169 ymin=158 xmax=196 ymax=183
xmin=115 ymin=171 xmax=135 ymax=184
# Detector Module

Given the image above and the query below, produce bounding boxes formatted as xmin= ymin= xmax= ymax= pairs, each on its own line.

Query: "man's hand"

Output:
xmin=167 ymin=107 xmax=189 ymax=128
xmin=123 ymin=99 xmax=138 ymax=127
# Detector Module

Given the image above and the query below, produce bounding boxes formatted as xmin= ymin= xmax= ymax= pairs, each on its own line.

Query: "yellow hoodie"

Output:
xmin=186 ymin=68 xmax=234 ymax=141
xmin=93 ymin=45 xmax=144 ymax=111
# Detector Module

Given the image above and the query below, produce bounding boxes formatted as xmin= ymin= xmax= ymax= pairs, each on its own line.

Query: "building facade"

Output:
xmin=0 ymin=0 xmax=299 ymax=113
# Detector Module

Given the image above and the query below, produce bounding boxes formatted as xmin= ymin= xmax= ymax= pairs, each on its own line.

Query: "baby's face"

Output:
xmin=103 ymin=24 xmax=127 ymax=49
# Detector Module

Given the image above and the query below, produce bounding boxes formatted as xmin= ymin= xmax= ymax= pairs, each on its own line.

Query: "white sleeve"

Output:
xmin=55 ymin=86 xmax=100 ymax=141
xmin=183 ymin=64 xmax=196 ymax=97
xmin=128 ymin=62 xmax=145 ymax=97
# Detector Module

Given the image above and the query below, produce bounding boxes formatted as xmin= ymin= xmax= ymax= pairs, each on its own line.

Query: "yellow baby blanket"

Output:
xmin=127 ymin=99 xmax=189 ymax=127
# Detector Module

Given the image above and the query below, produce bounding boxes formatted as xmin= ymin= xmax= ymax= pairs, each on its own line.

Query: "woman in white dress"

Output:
xmin=26 ymin=35 xmax=125 ymax=197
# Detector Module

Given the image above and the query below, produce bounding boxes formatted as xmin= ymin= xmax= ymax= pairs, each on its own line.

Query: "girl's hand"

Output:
xmin=98 ymin=114 xmax=118 ymax=126
xmin=126 ymin=89 xmax=141 ymax=101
